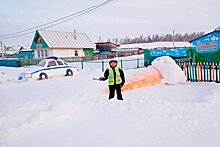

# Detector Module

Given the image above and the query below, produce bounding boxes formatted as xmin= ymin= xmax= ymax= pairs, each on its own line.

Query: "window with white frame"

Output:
xmin=45 ymin=50 xmax=48 ymax=57
xmin=41 ymin=50 xmax=44 ymax=57
xmin=75 ymin=50 xmax=78 ymax=56
xmin=36 ymin=44 xmax=42 ymax=49
xmin=37 ymin=50 xmax=40 ymax=58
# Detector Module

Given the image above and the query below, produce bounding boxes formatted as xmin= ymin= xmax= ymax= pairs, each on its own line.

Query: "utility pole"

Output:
xmin=0 ymin=41 xmax=2 ymax=58
xmin=173 ymin=29 xmax=175 ymax=48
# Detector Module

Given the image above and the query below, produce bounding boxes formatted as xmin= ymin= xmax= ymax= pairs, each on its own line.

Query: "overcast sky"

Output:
xmin=0 ymin=0 xmax=219 ymax=46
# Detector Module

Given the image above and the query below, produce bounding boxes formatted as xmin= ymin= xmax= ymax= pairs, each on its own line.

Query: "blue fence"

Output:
xmin=0 ymin=59 xmax=20 ymax=67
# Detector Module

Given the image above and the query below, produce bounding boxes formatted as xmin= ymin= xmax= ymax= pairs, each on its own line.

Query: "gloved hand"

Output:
xmin=120 ymin=83 xmax=124 ymax=88
xmin=99 ymin=77 xmax=105 ymax=81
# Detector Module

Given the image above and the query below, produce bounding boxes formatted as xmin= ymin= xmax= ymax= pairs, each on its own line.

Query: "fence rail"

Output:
xmin=60 ymin=52 xmax=144 ymax=62
xmin=78 ymin=58 xmax=145 ymax=72
xmin=178 ymin=62 xmax=220 ymax=83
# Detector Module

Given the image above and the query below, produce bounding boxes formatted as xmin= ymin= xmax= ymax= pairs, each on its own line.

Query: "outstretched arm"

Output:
xmin=99 ymin=69 xmax=109 ymax=81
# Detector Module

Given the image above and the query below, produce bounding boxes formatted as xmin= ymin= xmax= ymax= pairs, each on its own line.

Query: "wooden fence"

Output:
xmin=61 ymin=51 xmax=143 ymax=62
xmin=177 ymin=62 xmax=220 ymax=83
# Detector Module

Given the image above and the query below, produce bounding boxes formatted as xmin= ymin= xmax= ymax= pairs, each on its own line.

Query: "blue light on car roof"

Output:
xmin=47 ymin=56 xmax=58 ymax=60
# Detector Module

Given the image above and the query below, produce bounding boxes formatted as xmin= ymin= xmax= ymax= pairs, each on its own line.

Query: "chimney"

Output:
xmin=74 ymin=29 xmax=77 ymax=40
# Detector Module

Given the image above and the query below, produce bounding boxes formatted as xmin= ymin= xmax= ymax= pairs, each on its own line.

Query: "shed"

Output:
xmin=96 ymin=42 xmax=120 ymax=53
xmin=18 ymin=49 xmax=34 ymax=59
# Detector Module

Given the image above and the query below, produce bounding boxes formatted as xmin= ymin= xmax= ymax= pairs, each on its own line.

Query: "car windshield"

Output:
xmin=37 ymin=60 xmax=46 ymax=67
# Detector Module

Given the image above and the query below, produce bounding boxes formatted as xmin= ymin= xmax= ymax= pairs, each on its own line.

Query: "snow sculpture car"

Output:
xmin=18 ymin=57 xmax=79 ymax=80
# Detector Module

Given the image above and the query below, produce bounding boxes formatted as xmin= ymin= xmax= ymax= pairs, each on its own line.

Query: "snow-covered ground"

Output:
xmin=120 ymin=42 xmax=192 ymax=49
xmin=1 ymin=55 xmax=220 ymax=147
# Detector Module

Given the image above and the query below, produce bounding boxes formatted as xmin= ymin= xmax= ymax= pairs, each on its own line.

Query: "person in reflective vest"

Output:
xmin=99 ymin=60 xmax=125 ymax=100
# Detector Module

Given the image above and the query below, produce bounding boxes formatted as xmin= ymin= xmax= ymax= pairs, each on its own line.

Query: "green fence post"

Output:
xmin=137 ymin=58 xmax=139 ymax=68
xmin=102 ymin=60 xmax=104 ymax=72
xmin=121 ymin=60 xmax=123 ymax=69
xmin=24 ymin=58 xmax=27 ymax=67
xmin=18 ymin=58 xmax=20 ymax=67
xmin=206 ymin=62 xmax=209 ymax=82
xmin=178 ymin=63 xmax=182 ymax=68
xmin=144 ymin=49 xmax=151 ymax=67
xmin=18 ymin=57 xmax=21 ymax=67
xmin=81 ymin=60 xmax=84 ymax=70
xmin=28 ymin=58 xmax=30 ymax=67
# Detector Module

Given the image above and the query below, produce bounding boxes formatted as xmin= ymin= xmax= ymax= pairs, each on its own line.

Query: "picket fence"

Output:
xmin=177 ymin=62 xmax=220 ymax=83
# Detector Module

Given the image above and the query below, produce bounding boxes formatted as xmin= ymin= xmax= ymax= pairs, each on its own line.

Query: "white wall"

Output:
xmin=34 ymin=49 xmax=52 ymax=59
xmin=53 ymin=49 xmax=84 ymax=58
xmin=74 ymin=49 xmax=84 ymax=57
xmin=34 ymin=48 xmax=85 ymax=59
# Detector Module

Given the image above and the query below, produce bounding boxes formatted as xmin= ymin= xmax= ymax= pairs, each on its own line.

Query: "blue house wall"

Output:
xmin=18 ymin=51 xmax=34 ymax=59
xmin=150 ymin=47 xmax=189 ymax=58
xmin=189 ymin=30 xmax=220 ymax=53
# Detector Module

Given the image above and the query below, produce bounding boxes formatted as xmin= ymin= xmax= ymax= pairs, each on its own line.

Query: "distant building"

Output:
xmin=0 ymin=47 xmax=3 ymax=57
xmin=111 ymin=47 xmax=144 ymax=56
xmin=95 ymin=42 xmax=119 ymax=54
xmin=31 ymin=30 xmax=95 ymax=59
xmin=119 ymin=42 xmax=191 ymax=50
xmin=189 ymin=27 xmax=220 ymax=53
xmin=18 ymin=49 xmax=34 ymax=59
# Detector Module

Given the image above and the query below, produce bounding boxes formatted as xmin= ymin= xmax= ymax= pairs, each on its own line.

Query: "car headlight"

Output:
xmin=18 ymin=73 xmax=31 ymax=80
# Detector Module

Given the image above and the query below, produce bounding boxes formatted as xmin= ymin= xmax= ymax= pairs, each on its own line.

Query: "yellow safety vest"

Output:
xmin=108 ymin=67 xmax=121 ymax=85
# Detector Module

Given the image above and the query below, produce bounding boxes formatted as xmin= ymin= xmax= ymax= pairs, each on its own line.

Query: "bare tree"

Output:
xmin=114 ymin=32 xmax=204 ymax=45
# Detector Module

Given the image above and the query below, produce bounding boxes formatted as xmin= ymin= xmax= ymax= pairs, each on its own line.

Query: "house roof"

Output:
xmin=111 ymin=48 xmax=140 ymax=52
xmin=189 ymin=29 xmax=220 ymax=43
xmin=95 ymin=42 xmax=119 ymax=46
xmin=120 ymin=42 xmax=192 ymax=49
xmin=38 ymin=29 xmax=95 ymax=49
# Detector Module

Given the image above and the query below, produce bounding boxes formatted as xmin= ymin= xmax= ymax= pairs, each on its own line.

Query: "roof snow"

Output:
xmin=215 ymin=26 xmax=220 ymax=31
xmin=38 ymin=30 xmax=95 ymax=49
xmin=120 ymin=42 xmax=192 ymax=50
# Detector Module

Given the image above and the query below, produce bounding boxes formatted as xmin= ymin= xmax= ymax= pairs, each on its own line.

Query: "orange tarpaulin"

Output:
xmin=105 ymin=67 xmax=162 ymax=94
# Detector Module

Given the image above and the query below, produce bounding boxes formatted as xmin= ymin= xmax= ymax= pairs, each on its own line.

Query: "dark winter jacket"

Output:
xmin=101 ymin=67 xmax=125 ymax=86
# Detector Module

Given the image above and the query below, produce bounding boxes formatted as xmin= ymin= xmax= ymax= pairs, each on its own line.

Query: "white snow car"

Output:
xmin=18 ymin=57 xmax=79 ymax=80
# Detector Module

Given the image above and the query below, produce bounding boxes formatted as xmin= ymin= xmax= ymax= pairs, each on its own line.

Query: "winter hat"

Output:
xmin=109 ymin=60 xmax=117 ymax=65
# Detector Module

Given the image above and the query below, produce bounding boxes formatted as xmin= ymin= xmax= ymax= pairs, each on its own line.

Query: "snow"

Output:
xmin=152 ymin=56 xmax=187 ymax=84
xmin=120 ymin=42 xmax=192 ymax=49
xmin=1 ymin=55 xmax=220 ymax=147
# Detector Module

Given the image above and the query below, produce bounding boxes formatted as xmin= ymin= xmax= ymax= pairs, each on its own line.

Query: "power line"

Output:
xmin=0 ymin=0 xmax=114 ymax=38
xmin=0 ymin=2 xmax=111 ymax=40
xmin=0 ymin=6 xmax=96 ymax=38
xmin=42 ymin=0 xmax=115 ymax=30
xmin=0 ymin=0 xmax=115 ymax=39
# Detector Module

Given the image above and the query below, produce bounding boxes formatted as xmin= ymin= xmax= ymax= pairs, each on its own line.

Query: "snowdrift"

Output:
xmin=121 ymin=56 xmax=186 ymax=92
xmin=151 ymin=56 xmax=187 ymax=84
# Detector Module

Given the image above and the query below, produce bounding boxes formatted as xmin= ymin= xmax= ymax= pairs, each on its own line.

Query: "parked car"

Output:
xmin=18 ymin=57 xmax=79 ymax=80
